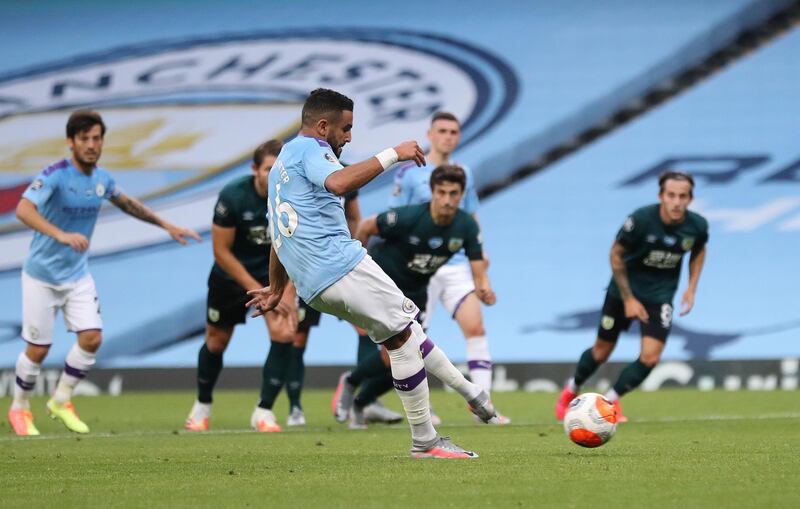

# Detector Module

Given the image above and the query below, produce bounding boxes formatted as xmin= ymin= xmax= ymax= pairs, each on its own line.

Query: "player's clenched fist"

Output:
xmin=476 ymin=287 xmax=496 ymax=306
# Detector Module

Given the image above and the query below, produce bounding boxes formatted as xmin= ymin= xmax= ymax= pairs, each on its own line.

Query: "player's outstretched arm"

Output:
xmin=247 ymin=245 xmax=290 ymax=317
xmin=324 ymin=141 xmax=425 ymax=196
xmin=110 ymin=193 xmax=201 ymax=245
xmin=355 ymin=215 xmax=379 ymax=247
xmin=610 ymin=241 xmax=649 ymax=323
xmin=16 ymin=198 xmax=88 ymax=252
xmin=680 ymin=245 xmax=707 ymax=316
xmin=470 ymin=259 xmax=496 ymax=306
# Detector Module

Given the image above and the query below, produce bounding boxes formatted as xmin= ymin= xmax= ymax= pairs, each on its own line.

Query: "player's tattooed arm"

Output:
xmin=680 ymin=244 xmax=707 ymax=316
xmin=110 ymin=192 xmax=161 ymax=225
xmin=610 ymin=241 xmax=649 ymax=323
xmin=110 ymin=193 xmax=201 ymax=245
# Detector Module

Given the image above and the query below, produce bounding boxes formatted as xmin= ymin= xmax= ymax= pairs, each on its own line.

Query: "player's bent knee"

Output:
xmin=462 ymin=322 xmax=485 ymax=337
xmin=25 ymin=344 xmax=50 ymax=364
xmin=77 ymin=329 xmax=102 ymax=352
xmin=591 ymin=340 xmax=614 ymax=363
xmin=206 ymin=341 xmax=226 ymax=354
xmin=205 ymin=325 xmax=233 ymax=354
xmin=383 ymin=327 xmax=411 ymax=350
xmin=592 ymin=350 xmax=611 ymax=364
xmin=458 ymin=313 xmax=485 ymax=337
xmin=266 ymin=314 xmax=295 ymax=343
xmin=456 ymin=296 xmax=485 ymax=336
xmin=640 ymin=353 xmax=661 ymax=368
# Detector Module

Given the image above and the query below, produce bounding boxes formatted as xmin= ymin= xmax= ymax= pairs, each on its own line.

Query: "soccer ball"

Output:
xmin=563 ymin=393 xmax=618 ymax=448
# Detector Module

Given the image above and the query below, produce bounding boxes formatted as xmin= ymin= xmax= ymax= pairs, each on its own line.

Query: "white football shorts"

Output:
xmin=423 ymin=261 xmax=475 ymax=329
xmin=21 ymin=271 xmax=102 ymax=346
xmin=310 ymin=254 xmax=418 ymax=343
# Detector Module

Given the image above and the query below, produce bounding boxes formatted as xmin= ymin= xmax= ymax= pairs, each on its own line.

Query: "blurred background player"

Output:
xmin=247 ymin=88 xmax=494 ymax=458
xmin=334 ymin=164 xmax=498 ymax=429
xmin=555 ymin=171 xmax=708 ymax=422
xmin=389 ymin=112 xmax=509 ymax=424
xmin=185 ymin=139 xmax=298 ymax=433
xmin=8 ymin=110 xmax=200 ymax=436
xmin=286 ymin=188 xmax=402 ymax=427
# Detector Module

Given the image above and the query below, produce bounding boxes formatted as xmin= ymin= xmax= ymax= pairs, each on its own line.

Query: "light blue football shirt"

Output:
xmin=268 ymin=136 xmax=366 ymax=302
xmin=388 ymin=160 xmax=480 ymax=265
xmin=21 ymin=158 xmax=119 ymax=284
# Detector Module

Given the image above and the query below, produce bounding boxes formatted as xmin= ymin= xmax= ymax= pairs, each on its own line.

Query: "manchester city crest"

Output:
xmin=0 ymin=29 xmax=517 ymax=274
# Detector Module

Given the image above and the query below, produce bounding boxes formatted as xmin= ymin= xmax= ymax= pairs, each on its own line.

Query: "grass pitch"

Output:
xmin=1 ymin=389 xmax=798 ymax=508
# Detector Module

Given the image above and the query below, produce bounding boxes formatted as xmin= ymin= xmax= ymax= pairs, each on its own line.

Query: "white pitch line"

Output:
xmin=631 ymin=411 xmax=800 ymax=423
xmin=0 ymin=427 xmax=262 ymax=443
xmin=2 ymin=412 xmax=799 ymax=443
xmin=0 ymin=412 xmax=800 ymax=442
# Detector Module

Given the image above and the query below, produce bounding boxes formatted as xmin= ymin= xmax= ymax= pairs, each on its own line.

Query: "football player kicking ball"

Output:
xmin=185 ymin=140 xmax=298 ymax=433
xmin=390 ymin=112 xmax=509 ymax=424
xmin=555 ymin=172 xmax=708 ymax=422
xmin=332 ymin=164 xmax=498 ymax=429
xmin=285 ymin=190 xmax=401 ymax=427
xmin=247 ymin=88 xmax=496 ymax=458
xmin=9 ymin=110 xmax=200 ymax=436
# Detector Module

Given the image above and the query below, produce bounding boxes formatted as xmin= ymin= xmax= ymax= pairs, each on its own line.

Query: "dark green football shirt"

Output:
xmin=211 ymin=175 xmax=270 ymax=282
xmin=372 ymin=203 xmax=483 ymax=307
xmin=608 ymin=204 xmax=709 ymax=304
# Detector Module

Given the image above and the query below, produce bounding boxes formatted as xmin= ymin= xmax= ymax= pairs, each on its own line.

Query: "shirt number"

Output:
xmin=269 ymin=182 xmax=299 ymax=250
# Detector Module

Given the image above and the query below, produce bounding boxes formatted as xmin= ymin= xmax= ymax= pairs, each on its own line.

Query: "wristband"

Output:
xmin=375 ymin=148 xmax=399 ymax=170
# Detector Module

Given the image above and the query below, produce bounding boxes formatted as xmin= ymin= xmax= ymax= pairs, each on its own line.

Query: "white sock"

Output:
xmin=420 ymin=336 xmax=481 ymax=401
xmin=53 ymin=344 xmax=96 ymax=404
xmin=191 ymin=400 xmax=212 ymax=420
xmin=604 ymin=388 xmax=620 ymax=402
xmin=12 ymin=352 xmax=41 ymax=410
xmin=387 ymin=323 xmax=436 ymax=446
xmin=466 ymin=335 xmax=492 ymax=392
xmin=567 ymin=377 xmax=578 ymax=393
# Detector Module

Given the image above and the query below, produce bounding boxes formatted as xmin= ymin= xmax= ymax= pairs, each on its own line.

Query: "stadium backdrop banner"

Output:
xmin=0 ymin=0 xmax=797 ymax=370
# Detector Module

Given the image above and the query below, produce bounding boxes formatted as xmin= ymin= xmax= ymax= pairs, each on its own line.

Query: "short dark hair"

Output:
xmin=430 ymin=164 xmax=466 ymax=192
xmin=659 ymin=170 xmax=695 ymax=198
xmin=66 ymin=109 xmax=106 ymax=138
xmin=301 ymin=88 xmax=354 ymax=127
xmin=431 ymin=111 xmax=459 ymax=125
xmin=253 ymin=139 xmax=283 ymax=167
